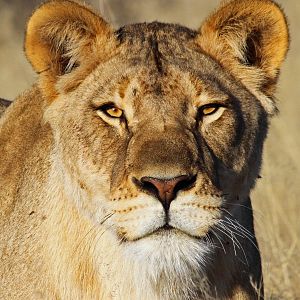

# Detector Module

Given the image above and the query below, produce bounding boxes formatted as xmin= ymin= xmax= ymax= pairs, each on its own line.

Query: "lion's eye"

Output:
xmin=199 ymin=104 xmax=220 ymax=116
xmin=197 ymin=103 xmax=226 ymax=124
xmin=99 ymin=104 xmax=123 ymax=118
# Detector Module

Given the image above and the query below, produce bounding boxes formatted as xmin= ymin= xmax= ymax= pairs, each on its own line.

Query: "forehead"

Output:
xmin=115 ymin=22 xmax=232 ymax=92
xmin=116 ymin=22 xmax=197 ymax=48
xmin=116 ymin=22 xmax=202 ymax=74
xmin=84 ymin=22 xmax=242 ymax=107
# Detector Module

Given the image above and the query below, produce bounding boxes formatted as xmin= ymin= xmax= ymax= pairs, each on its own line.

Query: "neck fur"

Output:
xmin=94 ymin=231 xmax=212 ymax=300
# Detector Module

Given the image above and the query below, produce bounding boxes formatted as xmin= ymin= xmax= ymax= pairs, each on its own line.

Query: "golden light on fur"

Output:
xmin=25 ymin=0 xmax=115 ymax=100
xmin=0 ymin=0 xmax=289 ymax=299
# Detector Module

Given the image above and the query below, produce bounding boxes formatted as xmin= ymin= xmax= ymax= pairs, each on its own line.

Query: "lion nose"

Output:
xmin=136 ymin=175 xmax=196 ymax=211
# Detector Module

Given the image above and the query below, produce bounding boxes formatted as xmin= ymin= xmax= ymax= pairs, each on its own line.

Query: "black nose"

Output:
xmin=134 ymin=175 xmax=196 ymax=211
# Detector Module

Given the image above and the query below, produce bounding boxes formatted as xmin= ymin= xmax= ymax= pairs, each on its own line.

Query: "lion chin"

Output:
xmin=107 ymin=227 xmax=211 ymax=300
xmin=123 ymin=226 xmax=211 ymax=267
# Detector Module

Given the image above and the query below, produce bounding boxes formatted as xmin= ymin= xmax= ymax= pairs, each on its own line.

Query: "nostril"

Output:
xmin=132 ymin=177 xmax=159 ymax=198
xmin=173 ymin=174 xmax=197 ymax=194
xmin=139 ymin=177 xmax=160 ymax=197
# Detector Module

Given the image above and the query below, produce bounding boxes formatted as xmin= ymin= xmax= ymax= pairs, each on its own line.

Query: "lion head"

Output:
xmin=1 ymin=0 xmax=289 ymax=299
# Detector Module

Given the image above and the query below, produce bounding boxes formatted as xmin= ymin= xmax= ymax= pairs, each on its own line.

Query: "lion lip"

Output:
xmin=145 ymin=224 xmax=175 ymax=236
xmin=128 ymin=224 xmax=202 ymax=242
xmin=128 ymin=224 xmax=177 ymax=242
xmin=152 ymin=224 xmax=207 ymax=241
xmin=151 ymin=224 xmax=193 ymax=237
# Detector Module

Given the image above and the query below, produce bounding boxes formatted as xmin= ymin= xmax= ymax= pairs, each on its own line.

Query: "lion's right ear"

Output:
xmin=25 ymin=0 xmax=114 ymax=100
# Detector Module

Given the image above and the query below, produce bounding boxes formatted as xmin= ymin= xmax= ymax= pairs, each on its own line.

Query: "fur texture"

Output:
xmin=0 ymin=0 xmax=289 ymax=299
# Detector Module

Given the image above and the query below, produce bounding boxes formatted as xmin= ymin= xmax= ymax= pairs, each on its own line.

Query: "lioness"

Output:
xmin=0 ymin=0 xmax=289 ymax=299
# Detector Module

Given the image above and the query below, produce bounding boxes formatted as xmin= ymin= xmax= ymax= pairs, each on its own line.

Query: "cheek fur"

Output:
xmin=200 ymin=111 xmax=247 ymax=170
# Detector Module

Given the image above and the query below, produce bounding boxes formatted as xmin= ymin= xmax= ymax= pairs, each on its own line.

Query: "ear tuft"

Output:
xmin=197 ymin=0 xmax=289 ymax=113
xmin=25 ymin=0 xmax=114 ymax=100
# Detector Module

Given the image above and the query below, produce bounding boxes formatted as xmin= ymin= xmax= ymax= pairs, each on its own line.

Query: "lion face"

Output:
xmin=44 ymin=23 xmax=268 ymax=247
xmin=0 ymin=0 xmax=289 ymax=298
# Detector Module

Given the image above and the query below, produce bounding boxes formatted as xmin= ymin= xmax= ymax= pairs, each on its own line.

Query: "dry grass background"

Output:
xmin=0 ymin=0 xmax=299 ymax=299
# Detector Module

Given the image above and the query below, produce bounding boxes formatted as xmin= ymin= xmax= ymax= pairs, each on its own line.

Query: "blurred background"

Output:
xmin=0 ymin=0 xmax=299 ymax=299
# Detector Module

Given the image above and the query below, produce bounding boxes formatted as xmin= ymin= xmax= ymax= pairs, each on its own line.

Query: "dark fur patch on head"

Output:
xmin=115 ymin=22 xmax=196 ymax=44
xmin=149 ymin=36 xmax=163 ymax=73
xmin=115 ymin=22 xmax=197 ymax=77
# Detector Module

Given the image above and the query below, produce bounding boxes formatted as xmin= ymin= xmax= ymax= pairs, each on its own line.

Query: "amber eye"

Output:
xmin=99 ymin=104 xmax=123 ymax=118
xmin=199 ymin=104 xmax=220 ymax=116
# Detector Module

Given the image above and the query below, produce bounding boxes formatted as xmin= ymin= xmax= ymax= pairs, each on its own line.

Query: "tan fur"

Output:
xmin=0 ymin=1 xmax=289 ymax=299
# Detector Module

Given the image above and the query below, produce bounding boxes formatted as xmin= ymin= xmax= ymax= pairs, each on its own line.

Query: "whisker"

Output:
xmin=72 ymin=212 xmax=115 ymax=256
xmin=223 ymin=218 xmax=260 ymax=253
xmin=220 ymin=207 xmax=234 ymax=218
xmin=227 ymin=227 xmax=248 ymax=265
xmin=217 ymin=220 xmax=250 ymax=265
xmin=203 ymin=235 xmax=213 ymax=247
xmin=214 ymin=223 xmax=240 ymax=255
xmin=92 ymin=223 xmax=116 ymax=253
xmin=224 ymin=217 xmax=255 ymax=239
xmin=229 ymin=228 xmax=237 ymax=256
xmin=210 ymin=229 xmax=227 ymax=254
xmin=220 ymin=222 xmax=251 ymax=242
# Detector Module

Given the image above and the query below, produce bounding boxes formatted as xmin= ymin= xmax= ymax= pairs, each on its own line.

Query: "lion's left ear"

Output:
xmin=25 ymin=0 xmax=115 ymax=100
xmin=197 ymin=0 xmax=289 ymax=114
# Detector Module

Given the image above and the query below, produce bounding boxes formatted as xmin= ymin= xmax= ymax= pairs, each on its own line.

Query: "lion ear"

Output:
xmin=197 ymin=0 xmax=289 ymax=112
xmin=25 ymin=0 xmax=114 ymax=99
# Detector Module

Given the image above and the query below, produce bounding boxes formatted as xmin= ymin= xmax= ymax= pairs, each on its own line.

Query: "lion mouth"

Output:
xmin=122 ymin=224 xmax=176 ymax=242
xmin=151 ymin=224 xmax=178 ymax=236
xmin=126 ymin=223 xmax=203 ymax=243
